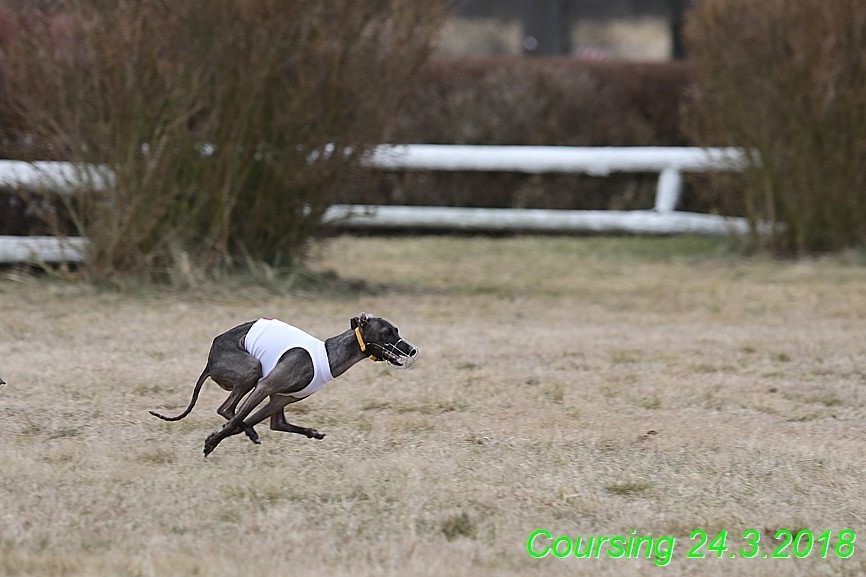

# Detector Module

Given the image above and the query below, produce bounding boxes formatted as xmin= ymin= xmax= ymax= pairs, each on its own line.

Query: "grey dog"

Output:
xmin=149 ymin=313 xmax=418 ymax=457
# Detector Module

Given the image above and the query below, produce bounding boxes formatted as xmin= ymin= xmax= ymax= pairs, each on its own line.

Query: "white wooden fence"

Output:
xmin=326 ymin=144 xmax=749 ymax=232
xmin=0 ymin=145 xmax=749 ymax=264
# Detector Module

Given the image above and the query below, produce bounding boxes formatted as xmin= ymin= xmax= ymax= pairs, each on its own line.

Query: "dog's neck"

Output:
xmin=324 ymin=329 xmax=371 ymax=378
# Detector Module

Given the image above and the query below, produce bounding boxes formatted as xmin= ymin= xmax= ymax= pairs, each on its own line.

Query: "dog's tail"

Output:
xmin=149 ymin=365 xmax=209 ymax=421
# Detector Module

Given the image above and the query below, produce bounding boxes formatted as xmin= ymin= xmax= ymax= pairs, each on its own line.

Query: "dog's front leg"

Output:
xmin=271 ymin=408 xmax=325 ymax=439
xmin=239 ymin=394 xmax=325 ymax=440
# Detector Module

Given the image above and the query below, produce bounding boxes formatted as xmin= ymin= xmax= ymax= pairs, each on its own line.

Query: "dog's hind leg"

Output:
xmin=207 ymin=327 xmax=263 ymax=444
xmin=204 ymin=383 xmax=274 ymax=456
xmin=150 ymin=321 xmax=261 ymax=443
xmin=204 ymin=348 xmax=314 ymax=456
xmin=209 ymin=358 xmax=262 ymax=444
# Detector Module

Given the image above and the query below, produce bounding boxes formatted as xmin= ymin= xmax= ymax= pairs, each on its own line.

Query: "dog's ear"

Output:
xmin=351 ymin=313 xmax=372 ymax=330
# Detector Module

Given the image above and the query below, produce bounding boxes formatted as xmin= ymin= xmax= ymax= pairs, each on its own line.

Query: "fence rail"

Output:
xmin=0 ymin=145 xmax=750 ymax=264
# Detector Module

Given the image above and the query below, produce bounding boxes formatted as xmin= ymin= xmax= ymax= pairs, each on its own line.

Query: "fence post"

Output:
xmin=654 ymin=167 xmax=683 ymax=213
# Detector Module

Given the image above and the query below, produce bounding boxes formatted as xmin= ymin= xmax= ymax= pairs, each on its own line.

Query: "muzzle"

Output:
xmin=355 ymin=327 xmax=419 ymax=369
xmin=373 ymin=338 xmax=420 ymax=369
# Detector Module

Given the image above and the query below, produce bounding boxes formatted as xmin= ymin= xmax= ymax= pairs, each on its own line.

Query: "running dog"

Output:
xmin=149 ymin=313 xmax=418 ymax=456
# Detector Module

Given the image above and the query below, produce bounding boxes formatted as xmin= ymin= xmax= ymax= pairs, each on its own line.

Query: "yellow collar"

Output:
xmin=354 ymin=327 xmax=379 ymax=361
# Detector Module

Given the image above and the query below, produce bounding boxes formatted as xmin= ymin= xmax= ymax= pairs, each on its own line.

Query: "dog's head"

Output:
xmin=351 ymin=313 xmax=419 ymax=368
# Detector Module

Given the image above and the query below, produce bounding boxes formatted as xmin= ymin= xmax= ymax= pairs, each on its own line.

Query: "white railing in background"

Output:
xmin=0 ymin=159 xmax=114 ymax=192
xmin=0 ymin=235 xmax=88 ymax=264
xmin=329 ymin=144 xmax=749 ymax=230
xmin=0 ymin=145 xmax=750 ymax=264
xmin=365 ymin=145 xmax=747 ymax=213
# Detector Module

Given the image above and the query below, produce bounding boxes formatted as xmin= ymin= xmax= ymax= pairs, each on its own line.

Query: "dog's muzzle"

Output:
xmin=375 ymin=338 xmax=419 ymax=369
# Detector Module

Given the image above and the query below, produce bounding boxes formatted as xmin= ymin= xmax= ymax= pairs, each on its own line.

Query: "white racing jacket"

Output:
xmin=243 ymin=318 xmax=334 ymax=399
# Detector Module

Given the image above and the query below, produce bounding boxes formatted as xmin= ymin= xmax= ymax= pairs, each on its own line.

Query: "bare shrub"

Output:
xmin=0 ymin=0 xmax=444 ymax=282
xmin=685 ymin=0 xmax=866 ymax=254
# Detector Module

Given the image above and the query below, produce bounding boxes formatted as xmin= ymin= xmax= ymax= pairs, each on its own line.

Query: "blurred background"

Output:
xmin=435 ymin=0 xmax=689 ymax=60
xmin=0 ymin=0 xmax=863 ymax=281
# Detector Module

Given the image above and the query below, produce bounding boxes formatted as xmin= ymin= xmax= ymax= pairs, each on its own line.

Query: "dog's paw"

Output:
xmin=203 ymin=432 xmax=220 ymax=457
xmin=307 ymin=429 xmax=325 ymax=440
xmin=244 ymin=429 xmax=261 ymax=444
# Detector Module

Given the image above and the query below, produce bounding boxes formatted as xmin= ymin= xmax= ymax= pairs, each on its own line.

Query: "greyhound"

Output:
xmin=148 ymin=313 xmax=418 ymax=457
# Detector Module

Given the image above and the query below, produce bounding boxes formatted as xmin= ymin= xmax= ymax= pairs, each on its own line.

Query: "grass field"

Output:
xmin=2 ymin=235 xmax=865 ymax=576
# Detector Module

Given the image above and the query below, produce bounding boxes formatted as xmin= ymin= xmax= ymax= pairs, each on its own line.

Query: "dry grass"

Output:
xmin=2 ymin=235 xmax=866 ymax=576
